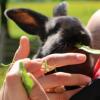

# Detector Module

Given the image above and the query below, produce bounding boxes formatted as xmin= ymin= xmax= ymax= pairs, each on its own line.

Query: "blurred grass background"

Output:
xmin=7 ymin=1 xmax=100 ymax=38
xmin=0 ymin=1 xmax=100 ymax=88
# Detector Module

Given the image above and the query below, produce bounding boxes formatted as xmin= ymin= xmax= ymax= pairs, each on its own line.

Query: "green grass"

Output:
xmin=0 ymin=1 xmax=100 ymax=88
xmin=7 ymin=2 xmax=56 ymax=39
xmin=0 ymin=66 xmax=8 ymax=88
xmin=7 ymin=1 xmax=100 ymax=38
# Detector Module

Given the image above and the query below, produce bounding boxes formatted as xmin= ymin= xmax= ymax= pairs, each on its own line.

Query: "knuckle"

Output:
xmin=5 ymin=73 xmax=20 ymax=86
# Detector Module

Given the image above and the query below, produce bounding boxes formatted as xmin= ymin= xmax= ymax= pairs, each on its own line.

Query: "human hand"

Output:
xmin=0 ymin=36 xmax=49 ymax=100
xmin=1 ymin=36 xmax=91 ymax=100
xmin=26 ymin=53 xmax=91 ymax=100
xmin=4 ymin=53 xmax=91 ymax=100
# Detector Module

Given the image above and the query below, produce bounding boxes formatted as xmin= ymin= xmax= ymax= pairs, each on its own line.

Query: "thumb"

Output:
xmin=13 ymin=36 xmax=30 ymax=62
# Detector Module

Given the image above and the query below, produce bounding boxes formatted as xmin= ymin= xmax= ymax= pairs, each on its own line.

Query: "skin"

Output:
xmin=0 ymin=36 xmax=91 ymax=100
xmin=87 ymin=10 xmax=100 ymax=64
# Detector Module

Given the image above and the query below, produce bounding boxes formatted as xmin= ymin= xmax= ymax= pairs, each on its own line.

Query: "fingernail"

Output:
xmin=76 ymin=54 xmax=86 ymax=61
xmin=85 ymin=77 xmax=92 ymax=83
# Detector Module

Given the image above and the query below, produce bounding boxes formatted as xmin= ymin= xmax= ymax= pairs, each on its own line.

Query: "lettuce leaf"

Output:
xmin=76 ymin=44 xmax=100 ymax=54
xmin=19 ymin=62 xmax=35 ymax=94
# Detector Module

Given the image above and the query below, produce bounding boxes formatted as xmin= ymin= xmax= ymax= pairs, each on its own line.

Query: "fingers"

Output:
xmin=27 ymin=53 xmax=87 ymax=78
xmin=29 ymin=74 xmax=49 ymax=100
xmin=63 ymin=88 xmax=83 ymax=100
xmin=25 ymin=60 xmax=44 ymax=78
xmin=42 ymin=53 xmax=86 ymax=68
xmin=13 ymin=36 xmax=30 ymax=62
xmin=8 ymin=58 xmax=30 ymax=75
xmin=5 ymin=73 xmax=29 ymax=100
xmin=38 ymin=72 xmax=91 ymax=90
xmin=5 ymin=60 xmax=49 ymax=100
xmin=47 ymin=88 xmax=82 ymax=100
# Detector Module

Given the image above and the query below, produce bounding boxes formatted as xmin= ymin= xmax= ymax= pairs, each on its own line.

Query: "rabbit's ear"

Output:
xmin=5 ymin=8 xmax=48 ymax=40
xmin=53 ymin=1 xmax=68 ymax=17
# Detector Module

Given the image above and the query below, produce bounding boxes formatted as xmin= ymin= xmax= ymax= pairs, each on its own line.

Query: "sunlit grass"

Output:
xmin=7 ymin=2 xmax=55 ymax=38
xmin=0 ymin=66 xmax=7 ymax=88
xmin=7 ymin=1 xmax=100 ymax=38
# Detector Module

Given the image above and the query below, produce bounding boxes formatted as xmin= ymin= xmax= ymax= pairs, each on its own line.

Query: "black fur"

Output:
xmin=5 ymin=2 xmax=93 ymax=77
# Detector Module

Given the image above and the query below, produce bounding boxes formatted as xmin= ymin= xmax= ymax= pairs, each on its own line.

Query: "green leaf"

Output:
xmin=19 ymin=62 xmax=35 ymax=94
xmin=0 ymin=63 xmax=10 ymax=67
xmin=76 ymin=44 xmax=100 ymax=55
